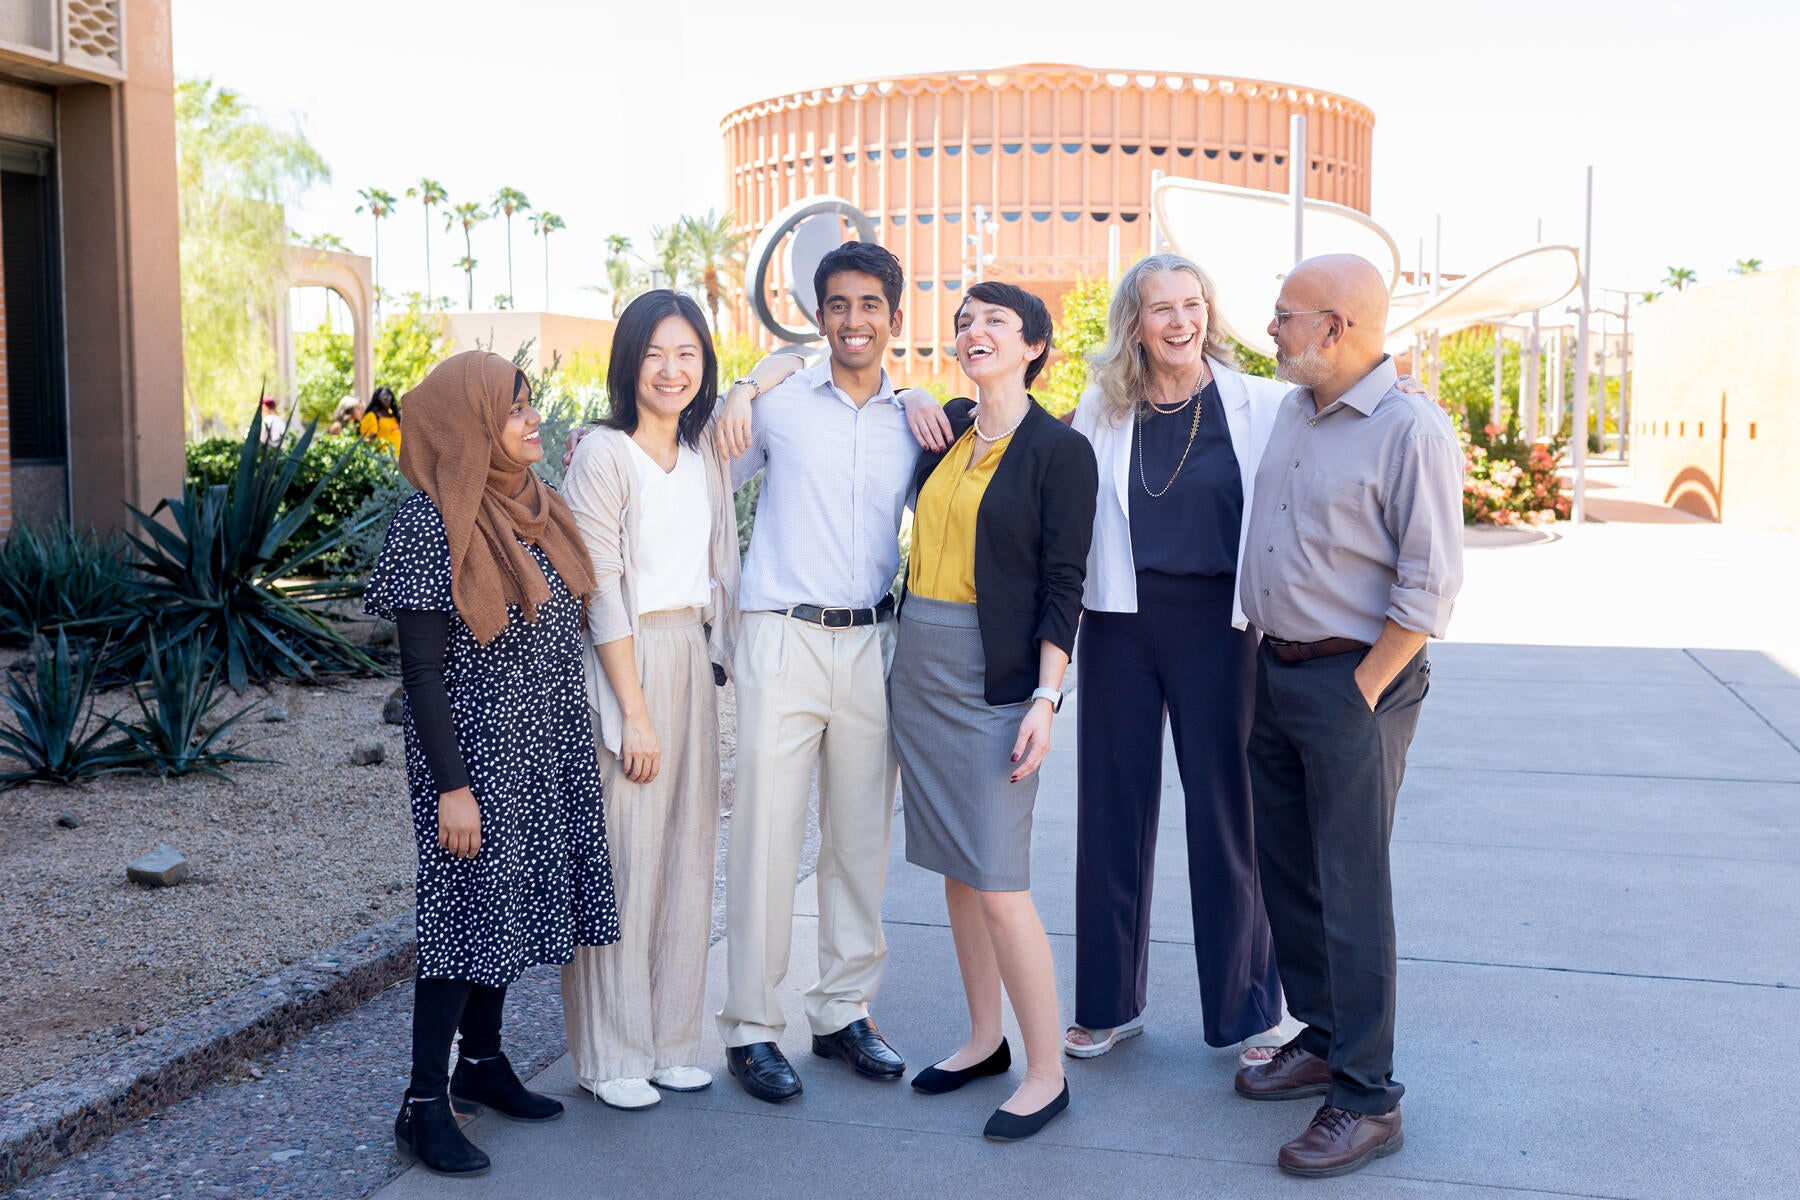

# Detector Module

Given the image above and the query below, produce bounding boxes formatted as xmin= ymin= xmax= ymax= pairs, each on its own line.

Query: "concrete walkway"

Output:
xmin=373 ymin=494 xmax=1800 ymax=1200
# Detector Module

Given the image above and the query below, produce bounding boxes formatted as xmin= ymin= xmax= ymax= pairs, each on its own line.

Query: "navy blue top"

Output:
xmin=1129 ymin=379 xmax=1242 ymax=578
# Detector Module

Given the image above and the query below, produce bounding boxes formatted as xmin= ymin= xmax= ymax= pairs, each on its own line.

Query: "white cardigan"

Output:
xmin=1071 ymin=356 xmax=1292 ymax=628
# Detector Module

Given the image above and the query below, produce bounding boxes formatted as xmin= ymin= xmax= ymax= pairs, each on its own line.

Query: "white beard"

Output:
xmin=1276 ymin=344 xmax=1330 ymax=387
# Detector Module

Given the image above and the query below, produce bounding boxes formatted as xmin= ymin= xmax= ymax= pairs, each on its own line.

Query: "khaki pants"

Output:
xmin=563 ymin=610 xmax=718 ymax=1083
xmin=715 ymin=610 xmax=899 ymax=1046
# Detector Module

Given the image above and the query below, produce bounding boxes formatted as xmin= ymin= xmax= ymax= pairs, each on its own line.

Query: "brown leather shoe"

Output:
xmin=1277 ymin=1103 xmax=1403 ymax=1177
xmin=1233 ymin=1040 xmax=1331 ymax=1101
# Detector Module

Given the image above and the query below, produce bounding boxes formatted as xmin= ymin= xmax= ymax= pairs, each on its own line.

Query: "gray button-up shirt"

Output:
xmin=732 ymin=359 xmax=922 ymax=612
xmin=1239 ymin=356 xmax=1464 ymax=645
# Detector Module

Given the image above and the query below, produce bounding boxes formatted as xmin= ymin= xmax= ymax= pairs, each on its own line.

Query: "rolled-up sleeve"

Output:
xmin=1383 ymin=430 xmax=1464 ymax=637
xmin=561 ymin=438 xmax=635 ymax=647
xmin=1033 ymin=432 xmax=1100 ymax=654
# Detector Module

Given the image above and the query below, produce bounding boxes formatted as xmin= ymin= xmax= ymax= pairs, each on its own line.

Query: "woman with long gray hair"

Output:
xmin=1062 ymin=254 xmax=1289 ymax=1065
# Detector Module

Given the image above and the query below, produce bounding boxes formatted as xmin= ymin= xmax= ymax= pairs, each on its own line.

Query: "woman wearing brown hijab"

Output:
xmin=363 ymin=350 xmax=619 ymax=1177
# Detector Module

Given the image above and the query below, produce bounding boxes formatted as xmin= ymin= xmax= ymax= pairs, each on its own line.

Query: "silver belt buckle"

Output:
xmin=821 ymin=606 xmax=855 ymax=629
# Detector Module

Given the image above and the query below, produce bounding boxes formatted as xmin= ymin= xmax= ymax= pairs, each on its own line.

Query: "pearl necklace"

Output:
xmin=972 ymin=402 xmax=1028 ymax=442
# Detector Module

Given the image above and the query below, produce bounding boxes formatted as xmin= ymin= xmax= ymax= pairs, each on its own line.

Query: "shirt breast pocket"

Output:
xmin=1297 ymin=470 xmax=1365 ymax=546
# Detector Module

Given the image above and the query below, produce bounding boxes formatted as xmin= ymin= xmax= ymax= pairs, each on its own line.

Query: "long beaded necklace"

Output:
xmin=1137 ymin=377 xmax=1207 ymax=498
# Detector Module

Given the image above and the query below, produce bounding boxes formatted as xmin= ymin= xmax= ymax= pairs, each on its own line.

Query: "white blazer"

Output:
xmin=1071 ymin=356 xmax=1292 ymax=629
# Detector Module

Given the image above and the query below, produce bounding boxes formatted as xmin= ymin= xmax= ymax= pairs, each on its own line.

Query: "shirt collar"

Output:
xmin=1335 ymin=355 xmax=1398 ymax=416
xmin=801 ymin=357 xmax=897 ymax=407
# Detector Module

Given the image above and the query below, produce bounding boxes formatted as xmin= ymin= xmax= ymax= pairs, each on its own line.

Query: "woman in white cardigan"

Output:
xmin=560 ymin=290 xmax=741 ymax=1110
xmin=1062 ymin=255 xmax=1288 ymax=1065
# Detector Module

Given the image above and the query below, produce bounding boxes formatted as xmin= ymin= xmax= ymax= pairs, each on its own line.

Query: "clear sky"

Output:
xmin=171 ymin=0 xmax=1794 ymax=322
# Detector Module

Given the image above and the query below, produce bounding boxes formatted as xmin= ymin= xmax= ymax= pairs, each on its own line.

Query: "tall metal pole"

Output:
xmin=1596 ymin=312 xmax=1609 ymax=455
xmin=1526 ymin=218 xmax=1542 ymax=442
xmin=1571 ymin=166 xmax=1594 ymax=524
xmin=1107 ymin=222 xmax=1121 ymax=283
xmin=1492 ymin=326 xmax=1505 ymax=432
xmin=1289 ymin=115 xmax=1307 ymax=264
xmin=1149 ymin=171 xmax=1165 ymax=254
xmin=1618 ymin=293 xmax=1631 ymax=461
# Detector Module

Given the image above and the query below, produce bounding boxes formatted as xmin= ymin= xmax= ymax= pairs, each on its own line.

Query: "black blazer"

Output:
xmin=903 ymin=397 xmax=1099 ymax=705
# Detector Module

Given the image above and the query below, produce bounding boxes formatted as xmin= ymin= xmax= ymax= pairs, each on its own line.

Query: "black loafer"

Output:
xmin=726 ymin=1042 xmax=803 ymax=1103
xmin=983 ymin=1079 xmax=1070 ymax=1142
xmin=811 ymin=1017 xmax=905 ymax=1080
xmin=912 ymin=1039 xmax=1011 ymax=1094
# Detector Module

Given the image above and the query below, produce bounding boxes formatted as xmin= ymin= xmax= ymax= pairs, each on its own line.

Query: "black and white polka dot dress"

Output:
xmin=365 ymin=491 xmax=619 ymax=987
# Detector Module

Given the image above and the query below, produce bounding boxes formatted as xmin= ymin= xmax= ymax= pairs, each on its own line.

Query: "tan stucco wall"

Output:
xmin=1630 ymin=267 xmax=1800 ymax=531
xmin=444 ymin=311 xmax=616 ymax=376
xmin=58 ymin=0 xmax=184 ymax=530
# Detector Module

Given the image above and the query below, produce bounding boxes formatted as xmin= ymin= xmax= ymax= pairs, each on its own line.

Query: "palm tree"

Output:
xmin=679 ymin=209 xmax=749 ymax=330
xmin=1662 ymin=266 xmax=1697 ymax=292
xmin=454 ymin=256 xmax=479 ymax=309
xmin=490 ymin=187 xmax=532 ymax=305
xmin=406 ymin=178 xmax=448 ymax=299
xmin=1729 ymin=257 xmax=1764 ymax=276
xmin=600 ymin=233 xmax=647 ymax=317
xmin=297 ymin=230 xmax=348 ymax=252
xmin=650 ymin=222 xmax=686 ymax=292
xmin=444 ymin=200 xmax=489 ymax=309
xmin=529 ymin=211 xmax=566 ymax=310
xmin=354 ymin=186 xmax=397 ymax=312
xmin=1640 ymin=290 xmax=1663 ymax=304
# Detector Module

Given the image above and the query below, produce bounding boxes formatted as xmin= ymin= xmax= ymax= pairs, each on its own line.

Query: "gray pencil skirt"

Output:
xmin=889 ymin=595 xmax=1040 ymax=892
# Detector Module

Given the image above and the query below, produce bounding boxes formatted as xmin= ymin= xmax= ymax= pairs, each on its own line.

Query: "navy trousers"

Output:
xmin=1074 ymin=572 xmax=1284 ymax=1046
xmin=1248 ymin=641 xmax=1429 ymax=1115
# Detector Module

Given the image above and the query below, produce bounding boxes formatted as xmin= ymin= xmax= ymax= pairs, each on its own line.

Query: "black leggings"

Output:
xmin=410 ymin=977 xmax=507 ymax=1096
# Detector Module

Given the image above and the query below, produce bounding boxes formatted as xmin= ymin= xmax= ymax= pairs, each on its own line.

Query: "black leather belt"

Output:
xmin=779 ymin=594 xmax=896 ymax=629
xmin=1263 ymin=635 xmax=1368 ymax=663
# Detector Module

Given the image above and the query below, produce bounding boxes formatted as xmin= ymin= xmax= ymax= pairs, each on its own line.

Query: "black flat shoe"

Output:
xmin=811 ymin=1017 xmax=905 ymax=1080
xmin=450 ymin=1051 xmax=564 ymax=1122
xmin=983 ymin=1080 xmax=1070 ymax=1142
xmin=911 ymin=1039 xmax=1011 ymax=1094
xmin=726 ymin=1041 xmax=803 ymax=1103
xmin=394 ymin=1091 xmax=491 ymax=1176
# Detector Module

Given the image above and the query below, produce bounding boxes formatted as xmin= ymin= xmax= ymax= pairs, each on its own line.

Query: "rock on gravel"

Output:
xmin=350 ymin=739 xmax=386 ymax=766
xmin=263 ymin=705 xmax=290 ymax=723
xmin=382 ymin=685 xmax=405 ymax=725
xmin=126 ymin=844 xmax=190 ymax=887
xmin=54 ymin=811 xmax=81 ymax=829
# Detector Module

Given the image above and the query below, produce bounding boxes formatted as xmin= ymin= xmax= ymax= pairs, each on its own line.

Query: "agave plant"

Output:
xmin=109 ymin=633 xmax=270 ymax=779
xmin=0 ymin=630 xmax=140 ymax=789
xmin=127 ymin=411 xmax=383 ymax=693
xmin=0 ymin=522 xmax=149 ymax=645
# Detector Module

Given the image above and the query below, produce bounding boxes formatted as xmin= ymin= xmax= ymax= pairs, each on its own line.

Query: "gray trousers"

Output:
xmin=1247 ymin=641 xmax=1429 ymax=1115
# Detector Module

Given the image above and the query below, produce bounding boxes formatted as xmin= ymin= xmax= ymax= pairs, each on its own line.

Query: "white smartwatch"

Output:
xmin=1030 ymin=686 xmax=1063 ymax=713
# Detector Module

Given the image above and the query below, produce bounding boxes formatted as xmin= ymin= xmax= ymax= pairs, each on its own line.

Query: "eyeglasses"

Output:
xmin=1272 ymin=308 xmax=1352 ymax=329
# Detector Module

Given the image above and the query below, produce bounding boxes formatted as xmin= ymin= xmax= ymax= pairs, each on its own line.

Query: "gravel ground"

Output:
xmin=0 ymin=675 xmax=417 ymax=1102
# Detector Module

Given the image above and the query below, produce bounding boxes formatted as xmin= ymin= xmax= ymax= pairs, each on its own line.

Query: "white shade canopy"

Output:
xmin=1384 ymin=245 xmax=1582 ymax=350
xmin=1151 ymin=177 xmax=1402 ymax=358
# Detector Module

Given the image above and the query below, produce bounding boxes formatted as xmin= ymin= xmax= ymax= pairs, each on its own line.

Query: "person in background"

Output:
xmin=1233 ymin=254 xmax=1463 ymax=1178
xmin=362 ymin=385 xmax=403 ymax=455
xmin=328 ymin=395 xmax=363 ymax=436
xmin=363 ymin=351 xmax=618 ymax=1177
xmin=559 ymin=291 xmax=741 ymax=1110
xmin=892 ymin=282 xmax=1097 ymax=1142
xmin=257 ymin=394 xmax=290 ymax=445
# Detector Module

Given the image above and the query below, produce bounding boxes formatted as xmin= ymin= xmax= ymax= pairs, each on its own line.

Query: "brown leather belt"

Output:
xmin=1263 ymin=635 xmax=1369 ymax=663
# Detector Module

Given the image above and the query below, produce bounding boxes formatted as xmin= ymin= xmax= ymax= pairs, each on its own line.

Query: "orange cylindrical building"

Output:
xmin=722 ymin=63 xmax=1375 ymax=377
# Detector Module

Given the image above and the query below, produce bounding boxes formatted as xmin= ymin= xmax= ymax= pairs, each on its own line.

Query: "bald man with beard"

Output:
xmin=1232 ymin=254 xmax=1463 ymax=1178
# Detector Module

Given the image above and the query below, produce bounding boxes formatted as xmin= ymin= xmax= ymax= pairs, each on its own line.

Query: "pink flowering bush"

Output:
xmin=1459 ymin=425 xmax=1569 ymax=526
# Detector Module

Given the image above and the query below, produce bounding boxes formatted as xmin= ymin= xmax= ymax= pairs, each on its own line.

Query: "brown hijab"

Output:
xmin=398 ymin=351 xmax=595 ymax=645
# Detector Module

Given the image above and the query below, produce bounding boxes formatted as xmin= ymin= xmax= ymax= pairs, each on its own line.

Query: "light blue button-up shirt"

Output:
xmin=732 ymin=359 xmax=923 ymax=612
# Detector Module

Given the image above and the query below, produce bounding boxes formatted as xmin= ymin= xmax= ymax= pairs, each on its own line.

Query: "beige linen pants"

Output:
xmin=715 ymin=610 xmax=899 ymax=1046
xmin=563 ymin=609 xmax=719 ymax=1084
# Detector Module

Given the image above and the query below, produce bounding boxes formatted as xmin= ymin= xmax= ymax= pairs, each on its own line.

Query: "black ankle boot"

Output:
xmin=450 ymin=1051 xmax=564 ymax=1122
xmin=394 ymin=1091 xmax=490 ymax=1176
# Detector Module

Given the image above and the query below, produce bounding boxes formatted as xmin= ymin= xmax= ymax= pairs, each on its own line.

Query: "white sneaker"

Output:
xmin=650 ymin=1065 xmax=713 ymax=1092
xmin=591 ymin=1077 xmax=659 ymax=1109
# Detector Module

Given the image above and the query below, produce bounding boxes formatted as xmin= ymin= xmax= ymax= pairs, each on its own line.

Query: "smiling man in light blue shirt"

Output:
xmin=713 ymin=241 xmax=924 ymax=1105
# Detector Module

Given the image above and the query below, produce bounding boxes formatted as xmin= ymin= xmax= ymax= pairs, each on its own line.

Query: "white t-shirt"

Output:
xmin=628 ymin=438 xmax=713 ymax=615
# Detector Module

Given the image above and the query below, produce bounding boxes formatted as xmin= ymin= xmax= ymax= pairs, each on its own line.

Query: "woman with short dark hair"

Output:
xmin=890 ymin=281 xmax=1098 ymax=1141
xmin=559 ymin=290 xmax=742 ymax=1110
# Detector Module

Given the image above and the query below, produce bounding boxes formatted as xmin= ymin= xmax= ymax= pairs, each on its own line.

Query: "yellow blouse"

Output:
xmin=908 ymin=426 xmax=1013 ymax=603
xmin=360 ymin=411 xmax=401 ymax=456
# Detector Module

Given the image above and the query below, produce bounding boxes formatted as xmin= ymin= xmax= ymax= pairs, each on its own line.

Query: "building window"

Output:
xmin=1031 ymin=212 xmax=1050 ymax=222
xmin=1032 ymin=143 xmax=1050 ymax=154
xmin=3 ymin=144 xmax=66 ymax=466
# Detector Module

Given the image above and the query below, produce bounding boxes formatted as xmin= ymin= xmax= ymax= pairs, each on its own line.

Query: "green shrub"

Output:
xmin=136 ymin=413 xmax=382 ymax=692
xmin=0 ymin=522 xmax=151 ymax=645
xmin=188 ymin=429 xmax=403 ymax=574
xmin=295 ymin=327 xmax=355 ymax=423
xmin=0 ymin=630 xmax=139 ymax=789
